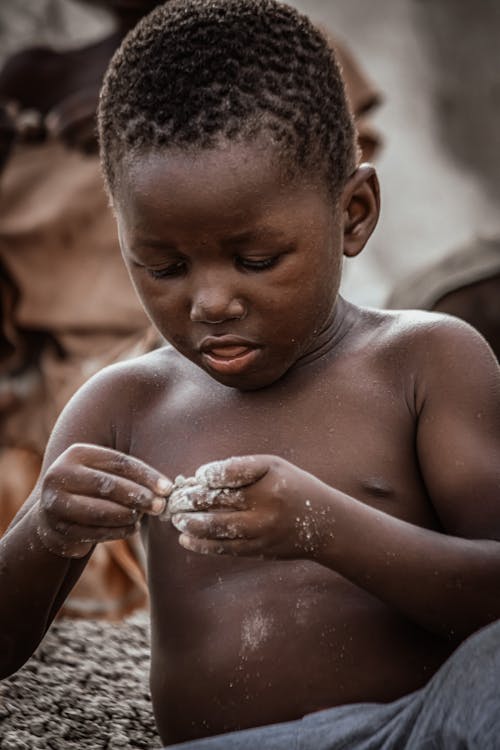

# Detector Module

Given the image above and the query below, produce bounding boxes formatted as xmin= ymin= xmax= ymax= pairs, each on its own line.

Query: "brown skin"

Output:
xmin=1 ymin=141 xmax=500 ymax=745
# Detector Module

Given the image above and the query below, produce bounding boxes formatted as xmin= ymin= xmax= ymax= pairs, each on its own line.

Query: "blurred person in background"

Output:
xmin=386 ymin=0 xmax=499 ymax=364
xmin=387 ymin=237 xmax=500 ymax=363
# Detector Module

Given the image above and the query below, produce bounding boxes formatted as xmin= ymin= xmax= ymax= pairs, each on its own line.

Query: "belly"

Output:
xmin=149 ymin=557 xmax=453 ymax=745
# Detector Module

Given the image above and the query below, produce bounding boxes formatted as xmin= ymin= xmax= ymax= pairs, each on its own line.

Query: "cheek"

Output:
xmin=279 ymin=254 xmax=339 ymax=313
xmin=129 ymin=274 xmax=187 ymax=331
xmin=297 ymin=271 xmax=340 ymax=335
xmin=133 ymin=279 xmax=162 ymax=319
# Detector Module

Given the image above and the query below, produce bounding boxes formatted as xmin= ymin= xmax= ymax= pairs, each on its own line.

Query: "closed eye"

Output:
xmin=147 ymin=261 xmax=187 ymax=279
xmin=236 ymin=255 xmax=280 ymax=272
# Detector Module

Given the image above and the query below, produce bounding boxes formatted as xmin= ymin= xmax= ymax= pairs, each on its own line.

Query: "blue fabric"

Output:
xmin=167 ymin=619 xmax=500 ymax=749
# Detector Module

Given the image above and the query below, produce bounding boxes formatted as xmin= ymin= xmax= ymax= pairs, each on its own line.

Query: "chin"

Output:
xmin=204 ymin=364 xmax=287 ymax=392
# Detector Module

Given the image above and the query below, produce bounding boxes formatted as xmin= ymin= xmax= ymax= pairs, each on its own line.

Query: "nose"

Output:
xmin=189 ymin=274 xmax=246 ymax=324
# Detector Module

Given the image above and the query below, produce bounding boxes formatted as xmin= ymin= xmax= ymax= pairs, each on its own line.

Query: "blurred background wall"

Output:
xmin=292 ymin=0 xmax=500 ymax=305
xmin=0 ymin=0 xmax=499 ymax=307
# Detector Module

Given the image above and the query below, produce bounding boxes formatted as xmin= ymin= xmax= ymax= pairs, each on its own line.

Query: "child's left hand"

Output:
xmin=170 ymin=455 xmax=331 ymax=559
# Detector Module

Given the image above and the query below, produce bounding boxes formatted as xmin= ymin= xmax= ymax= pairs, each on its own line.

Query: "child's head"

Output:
xmin=98 ymin=0 xmax=358 ymax=200
xmin=97 ymin=0 xmax=379 ymax=391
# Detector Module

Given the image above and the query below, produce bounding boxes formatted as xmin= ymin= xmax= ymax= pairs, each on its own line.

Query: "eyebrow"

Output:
xmin=130 ymin=237 xmax=176 ymax=250
xmin=130 ymin=227 xmax=289 ymax=252
xmin=220 ymin=228 xmax=289 ymax=248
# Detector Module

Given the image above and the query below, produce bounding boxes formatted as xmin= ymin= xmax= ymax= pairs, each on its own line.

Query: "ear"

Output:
xmin=341 ymin=164 xmax=380 ymax=258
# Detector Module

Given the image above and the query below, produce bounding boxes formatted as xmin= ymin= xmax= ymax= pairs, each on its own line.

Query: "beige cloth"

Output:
xmin=386 ymin=236 xmax=500 ymax=310
xmin=0 ymin=141 xmax=146 ymax=337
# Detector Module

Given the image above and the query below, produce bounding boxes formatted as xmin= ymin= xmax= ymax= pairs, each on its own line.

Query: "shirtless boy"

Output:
xmin=1 ymin=1 xmax=500 ymax=748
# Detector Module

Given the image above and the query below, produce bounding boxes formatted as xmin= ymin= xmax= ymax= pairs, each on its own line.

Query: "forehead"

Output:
xmin=113 ymin=140 xmax=335 ymax=240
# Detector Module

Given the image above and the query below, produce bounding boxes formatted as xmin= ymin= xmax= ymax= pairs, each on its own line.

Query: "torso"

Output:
xmin=111 ymin=307 xmax=455 ymax=744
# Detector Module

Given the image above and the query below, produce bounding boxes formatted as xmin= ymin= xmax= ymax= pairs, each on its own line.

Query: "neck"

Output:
xmin=294 ymin=296 xmax=357 ymax=370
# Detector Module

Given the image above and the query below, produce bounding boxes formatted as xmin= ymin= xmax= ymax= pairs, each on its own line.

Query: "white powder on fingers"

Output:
xmin=195 ymin=456 xmax=262 ymax=489
xmin=159 ymin=471 xmax=245 ymax=521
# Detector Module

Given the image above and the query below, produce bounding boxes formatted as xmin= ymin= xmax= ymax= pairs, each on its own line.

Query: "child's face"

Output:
xmin=114 ymin=140 xmax=346 ymax=390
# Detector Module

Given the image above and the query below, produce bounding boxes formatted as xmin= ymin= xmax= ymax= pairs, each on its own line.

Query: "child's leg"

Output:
xmin=167 ymin=720 xmax=299 ymax=749
xmin=166 ymin=619 xmax=500 ymax=750
xmin=165 ymin=692 xmax=421 ymax=749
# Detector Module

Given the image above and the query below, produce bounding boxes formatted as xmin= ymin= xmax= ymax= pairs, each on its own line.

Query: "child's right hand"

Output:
xmin=36 ymin=444 xmax=173 ymax=558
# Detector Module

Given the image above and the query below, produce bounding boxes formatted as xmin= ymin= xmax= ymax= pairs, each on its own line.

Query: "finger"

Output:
xmin=178 ymin=533 xmax=265 ymax=557
xmin=168 ymin=485 xmax=247 ymax=515
xmin=61 ymin=444 xmax=173 ymax=496
xmin=45 ymin=520 xmax=140 ymax=546
xmin=44 ymin=494 xmax=142 ymax=528
xmin=194 ymin=455 xmax=269 ymax=489
xmin=45 ymin=467 xmax=167 ymax=515
xmin=172 ymin=511 xmax=259 ymax=540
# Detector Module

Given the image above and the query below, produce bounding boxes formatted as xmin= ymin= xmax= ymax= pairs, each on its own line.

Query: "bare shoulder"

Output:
xmin=357 ymin=305 xmax=497 ymax=364
xmin=44 ymin=344 xmax=189 ymax=466
xmin=81 ymin=343 xmax=188 ymax=400
xmin=389 ymin=308 xmax=497 ymax=374
xmin=348 ymin=305 xmax=499 ymax=409
xmin=363 ymin=306 xmax=498 ymax=405
xmin=358 ymin=304 xmax=487 ymax=347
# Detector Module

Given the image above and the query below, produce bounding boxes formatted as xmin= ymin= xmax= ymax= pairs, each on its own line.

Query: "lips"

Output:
xmin=199 ymin=336 xmax=261 ymax=375
xmin=209 ymin=345 xmax=250 ymax=358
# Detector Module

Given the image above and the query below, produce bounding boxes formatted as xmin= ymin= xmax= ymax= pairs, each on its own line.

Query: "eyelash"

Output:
xmin=148 ymin=261 xmax=186 ymax=279
xmin=147 ymin=255 xmax=280 ymax=279
xmin=236 ymin=256 xmax=279 ymax=272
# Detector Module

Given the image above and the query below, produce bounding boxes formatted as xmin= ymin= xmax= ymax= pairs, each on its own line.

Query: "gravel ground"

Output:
xmin=0 ymin=612 xmax=162 ymax=750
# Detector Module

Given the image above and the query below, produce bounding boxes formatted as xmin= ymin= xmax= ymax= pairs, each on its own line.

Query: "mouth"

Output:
xmin=199 ymin=336 xmax=261 ymax=375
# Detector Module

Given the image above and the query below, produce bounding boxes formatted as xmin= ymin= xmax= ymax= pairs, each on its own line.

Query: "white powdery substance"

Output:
xmin=294 ymin=499 xmax=324 ymax=554
xmin=159 ymin=467 xmax=245 ymax=522
xmin=241 ymin=610 xmax=272 ymax=653
xmin=196 ymin=456 xmax=260 ymax=489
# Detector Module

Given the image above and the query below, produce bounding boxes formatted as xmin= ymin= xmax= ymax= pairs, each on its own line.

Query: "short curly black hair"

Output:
xmin=98 ymin=0 xmax=358 ymax=198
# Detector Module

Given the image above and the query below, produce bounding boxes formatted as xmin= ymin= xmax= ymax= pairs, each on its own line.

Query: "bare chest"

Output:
xmin=133 ymin=359 xmax=445 ymax=742
xmin=127 ymin=363 xmax=427 ymax=520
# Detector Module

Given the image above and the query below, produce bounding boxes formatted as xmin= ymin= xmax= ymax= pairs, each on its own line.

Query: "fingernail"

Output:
xmin=151 ymin=497 xmax=166 ymax=515
xmin=172 ymin=513 xmax=189 ymax=532
xmin=179 ymin=533 xmax=194 ymax=551
xmin=156 ymin=477 xmax=173 ymax=496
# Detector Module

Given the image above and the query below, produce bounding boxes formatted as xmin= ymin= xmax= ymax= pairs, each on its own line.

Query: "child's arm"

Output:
xmin=171 ymin=318 xmax=500 ymax=640
xmin=0 ymin=368 xmax=171 ymax=679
